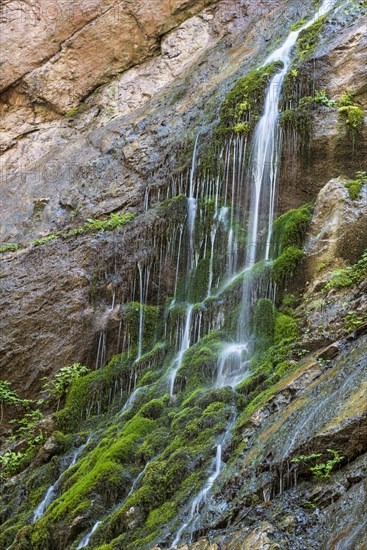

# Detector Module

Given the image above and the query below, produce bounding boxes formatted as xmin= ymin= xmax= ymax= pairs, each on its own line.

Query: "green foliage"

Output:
xmin=295 ymin=15 xmax=327 ymax=63
xmin=0 ymin=381 xmax=24 ymax=423
xmin=324 ymin=249 xmax=367 ymax=291
xmin=292 ymin=449 xmax=344 ymax=479
xmin=219 ymin=62 xmax=283 ymax=135
xmin=271 ymin=246 xmax=304 ymax=285
xmin=314 ymin=89 xmax=336 ymax=108
xmin=31 ymin=234 xmax=59 ymax=247
xmin=272 ymin=203 xmax=312 ymax=256
xmin=345 ymin=171 xmax=366 ymax=200
xmin=338 ymin=105 xmax=365 ymax=143
xmin=342 ymin=311 xmax=367 ymax=333
xmin=0 ymin=450 xmax=26 ymax=477
xmin=338 ymin=88 xmax=355 ymax=107
xmin=65 ymin=107 xmax=80 ymax=117
xmin=55 ymin=355 xmax=131 ymax=431
xmin=83 ymin=213 xmax=135 ymax=232
xmin=42 ymin=363 xmax=90 ymax=409
xmin=290 ymin=18 xmax=307 ymax=31
xmin=0 ymin=243 xmax=20 ymax=253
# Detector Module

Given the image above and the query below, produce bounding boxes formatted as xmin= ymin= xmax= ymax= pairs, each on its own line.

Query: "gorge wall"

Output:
xmin=0 ymin=1 xmax=366 ymax=549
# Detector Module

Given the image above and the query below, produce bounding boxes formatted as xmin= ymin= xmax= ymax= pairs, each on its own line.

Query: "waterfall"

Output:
xmin=167 ymin=2 xmax=337 ymax=546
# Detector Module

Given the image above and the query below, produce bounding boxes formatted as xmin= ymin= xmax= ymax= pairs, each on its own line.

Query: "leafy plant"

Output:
xmin=291 ymin=449 xmax=344 ymax=479
xmin=31 ymin=234 xmax=59 ymax=247
xmin=42 ymin=363 xmax=90 ymax=410
xmin=0 ymin=450 xmax=25 ymax=477
xmin=314 ymin=89 xmax=336 ymax=108
xmin=344 ymin=171 xmax=367 ymax=200
xmin=309 ymin=449 xmax=344 ymax=479
xmin=0 ymin=381 xmax=23 ymax=423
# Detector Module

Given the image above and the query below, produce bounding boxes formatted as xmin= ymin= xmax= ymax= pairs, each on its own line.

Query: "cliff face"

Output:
xmin=1 ymin=0 xmax=366 ymax=396
xmin=0 ymin=1 xmax=366 ymax=549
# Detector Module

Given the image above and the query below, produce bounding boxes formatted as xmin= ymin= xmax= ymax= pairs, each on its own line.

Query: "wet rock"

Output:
xmin=316 ymin=342 xmax=340 ymax=361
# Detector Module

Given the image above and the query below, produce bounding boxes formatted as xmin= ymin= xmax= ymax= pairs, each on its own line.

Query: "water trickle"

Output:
xmin=33 ymin=436 xmax=92 ymax=521
xmin=168 ymin=304 xmax=193 ymax=396
xmin=172 ymin=444 xmax=222 ymax=548
xmin=76 ymin=520 xmax=102 ymax=549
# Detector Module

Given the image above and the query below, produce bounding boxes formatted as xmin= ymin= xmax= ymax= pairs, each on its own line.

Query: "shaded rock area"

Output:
xmin=0 ymin=198 xmax=186 ymax=402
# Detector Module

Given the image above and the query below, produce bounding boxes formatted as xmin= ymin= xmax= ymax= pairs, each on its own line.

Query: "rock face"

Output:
xmin=0 ymin=199 xmax=185 ymax=400
xmin=1 ymin=0 xmax=217 ymax=110
xmin=304 ymin=177 xmax=367 ymax=276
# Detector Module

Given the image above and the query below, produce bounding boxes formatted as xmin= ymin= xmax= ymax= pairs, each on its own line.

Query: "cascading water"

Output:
xmin=167 ymin=1 xmax=337 ymax=546
xmin=168 ymin=304 xmax=193 ymax=396
xmin=217 ymin=0 xmax=338 ymax=385
xmin=33 ymin=436 xmax=92 ymax=521
xmin=76 ymin=520 xmax=102 ymax=549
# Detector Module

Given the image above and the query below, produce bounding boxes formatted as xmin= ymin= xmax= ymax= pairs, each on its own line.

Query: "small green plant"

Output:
xmin=324 ymin=249 xmax=367 ymax=290
xmin=309 ymin=449 xmax=344 ymax=479
xmin=0 ymin=243 xmax=20 ymax=253
xmin=344 ymin=171 xmax=367 ymax=200
xmin=291 ymin=449 xmax=344 ymax=479
xmin=0 ymin=450 xmax=26 ymax=477
xmin=342 ymin=311 xmax=367 ymax=333
xmin=337 ymin=91 xmax=365 ymax=144
xmin=314 ymin=89 xmax=336 ymax=108
xmin=0 ymin=381 xmax=24 ymax=423
xmin=42 ymin=363 xmax=90 ymax=410
xmin=31 ymin=234 xmax=59 ymax=247
xmin=65 ymin=106 xmax=80 ymax=117
xmin=338 ymin=88 xmax=355 ymax=107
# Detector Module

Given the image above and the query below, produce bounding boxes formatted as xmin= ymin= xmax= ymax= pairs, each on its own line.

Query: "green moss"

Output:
xmin=138 ymin=398 xmax=166 ymax=420
xmin=280 ymin=97 xmax=315 ymax=144
xmin=295 ymin=15 xmax=327 ymax=63
xmin=146 ymin=501 xmax=176 ymax=530
xmin=271 ymin=246 xmax=304 ymax=285
xmin=219 ymin=62 xmax=283 ymax=135
xmin=65 ymin=107 xmax=80 ymax=117
xmin=55 ymin=354 xmax=131 ymax=431
xmin=252 ymin=298 xmax=275 ymax=351
xmin=187 ymin=257 xmax=210 ymax=303
xmin=175 ymin=333 xmax=223 ymax=394
xmin=272 ymin=204 xmax=312 ymax=255
xmin=274 ymin=313 xmax=299 ymax=343
xmin=290 ymin=18 xmax=308 ymax=31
